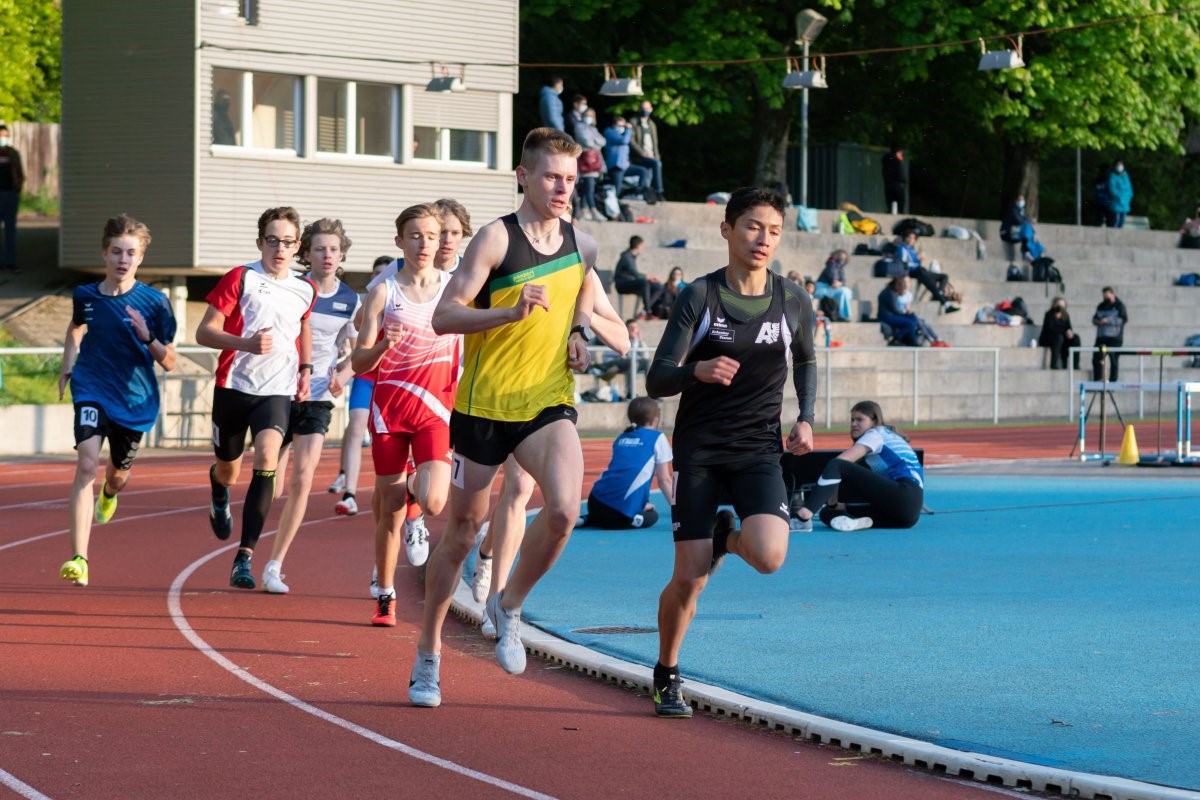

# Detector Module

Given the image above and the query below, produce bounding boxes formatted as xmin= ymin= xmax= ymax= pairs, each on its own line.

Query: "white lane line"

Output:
xmin=167 ymin=534 xmax=558 ymax=800
xmin=0 ymin=503 xmax=215 ymax=553
xmin=0 ymin=481 xmax=208 ymax=513
xmin=0 ymin=769 xmax=53 ymax=800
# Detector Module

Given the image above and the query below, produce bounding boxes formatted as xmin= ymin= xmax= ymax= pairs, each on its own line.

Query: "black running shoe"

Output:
xmin=210 ymin=499 xmax=233 ymax=541
xmin=230 ymin=553 xmax=255 ymax=589
xmin=653 ymin=672 xmax=694 ymax=718
xmin=709 ymin=509 xmax=736 ymax=575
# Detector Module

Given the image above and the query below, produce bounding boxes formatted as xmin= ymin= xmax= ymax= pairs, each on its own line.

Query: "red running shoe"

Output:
xmin=372 ymin=593 xmax=397 ymax=627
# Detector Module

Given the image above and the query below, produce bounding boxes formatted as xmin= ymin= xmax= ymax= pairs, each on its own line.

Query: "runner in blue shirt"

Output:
xmin=583 ymin=397 xmax=674 ymax=529
xmin=794 ymin=399 xmax=924 ymax=532
xmin=57 ymin=215 xmax=177 ymax=586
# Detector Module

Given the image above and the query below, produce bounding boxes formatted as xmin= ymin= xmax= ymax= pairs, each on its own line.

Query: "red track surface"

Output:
xmin=0 ymin=427 xmax=1081 ymax=799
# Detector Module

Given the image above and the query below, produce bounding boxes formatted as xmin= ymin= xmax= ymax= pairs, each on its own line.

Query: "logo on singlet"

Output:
xmin=755 ymin=322 xmax=780 ymax=345
xmin=708 ymin=315 xmax=734 ymax=343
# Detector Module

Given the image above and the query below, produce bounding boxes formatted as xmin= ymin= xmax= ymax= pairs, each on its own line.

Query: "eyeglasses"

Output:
xmin=263 ymin=236 xmax=299 ymax=249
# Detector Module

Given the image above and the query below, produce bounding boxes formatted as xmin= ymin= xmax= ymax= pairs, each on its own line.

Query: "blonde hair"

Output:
xmin=297 ymin=218 xmax=351 ymax=267
xmin=519 ymin=127 xmax=582 ymax=171
xmin=102 ymin=214 xmax=151 ymax=251
xmin=394 ymin=203 xmax=442 ymax=236
xmin=433 ymin=198 xmax=473 ymax=238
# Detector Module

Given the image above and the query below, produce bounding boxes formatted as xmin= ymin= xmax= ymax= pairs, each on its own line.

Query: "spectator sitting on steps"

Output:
xmin=614 ymin=235 xmax=662 ymax=318
xmin=1038 ymin=296 xmax=1081 ymax=370
xmin=895 ymin=230 xmax=960 ymax=314
xmin=813 ymin=249 xmax=854 ymax=322
xmin=878 ymin=274 xmax=947 ymax=347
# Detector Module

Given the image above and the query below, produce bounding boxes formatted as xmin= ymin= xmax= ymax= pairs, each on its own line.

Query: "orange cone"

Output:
xmin=1117 ymin=425 xmax=1140 ymax=465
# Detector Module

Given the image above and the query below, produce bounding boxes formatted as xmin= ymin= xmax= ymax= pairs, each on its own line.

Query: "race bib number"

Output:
xmin=450 ymin=452 xmax=466 ymax=489
xmin=78 ymin=406 xmax=100 ymax=428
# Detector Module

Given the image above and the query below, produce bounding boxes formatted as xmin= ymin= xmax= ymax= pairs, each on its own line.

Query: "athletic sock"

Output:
xmin=209 ymin=464 xmax=229 ymax=505
xmin=100 ymin=481 xmax=115 ymax=500
xmin=239 ymin=469 xmax=276 ymax=550
xmin=342 ymin=491 xmax=355 ymax=501
xmin=653 ymin=662 xmax=677 ymax=688
xmin=406 ymin=488 xmax=422 ymax=521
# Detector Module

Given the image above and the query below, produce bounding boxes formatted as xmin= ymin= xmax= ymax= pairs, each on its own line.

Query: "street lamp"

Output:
xmin=794 ymin=9 xmax=828 ymax=208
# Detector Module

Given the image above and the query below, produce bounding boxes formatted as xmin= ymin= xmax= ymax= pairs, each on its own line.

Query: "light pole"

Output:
xmin=795 ymin=10 xmax=827 ymax=208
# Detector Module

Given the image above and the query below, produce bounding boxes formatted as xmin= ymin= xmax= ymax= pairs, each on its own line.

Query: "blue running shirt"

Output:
xmin=590 ymin=427 xmax=673 ymax=518
xmin=856 ymin=426 xmax=923 ymax=487
xmin=70 ymin=281 xmax=178 ymax=431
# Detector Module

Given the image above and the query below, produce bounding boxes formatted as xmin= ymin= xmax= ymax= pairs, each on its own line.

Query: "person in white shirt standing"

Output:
xmin=196 ymin=206 xmax=316 ymax=590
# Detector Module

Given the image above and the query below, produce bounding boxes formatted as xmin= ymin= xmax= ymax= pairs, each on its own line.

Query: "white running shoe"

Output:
xmin=830 ymin=515 xmax=874 ymax=532
xmin=404 ymin=516 xmax=430 ymax=567
xmin=408 ymin=651 xmax=442 ymax=707
xmin=334 ymin=496 xmax=358 ymax=516
xmin=262 ymin=561 xmax=289 ymax=594
xmin=481 ymin=615 xmax=497 ymax=639
xmin=486 ymin=591 xmax=526 ymax=675
xmin=470 ymin=523 xmax=492 ymax=603
xmin=327 ymin=472 xmax=346 ymax=494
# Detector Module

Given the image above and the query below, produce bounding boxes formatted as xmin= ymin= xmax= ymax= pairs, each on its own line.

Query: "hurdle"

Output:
xmin=1077 ymin=379 xmax=1200 ymax=463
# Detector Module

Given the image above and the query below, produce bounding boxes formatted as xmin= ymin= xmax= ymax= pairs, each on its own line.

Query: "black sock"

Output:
xmin=654 ymin=662 xmax=677 ymax=688
xmin=209 ymin=464 xmax=229 ymax=505
xmin=239 ymin=469 xmax=276 ymax=550
xmin=100 ymin=481 xmax=115 ymax=499
xmin=342 ymin=491 xmax=355 ymax=501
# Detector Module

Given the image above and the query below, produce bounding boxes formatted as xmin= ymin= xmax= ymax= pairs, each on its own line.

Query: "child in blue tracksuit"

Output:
xmin=583 ymin=397 xmax=674 ymax=529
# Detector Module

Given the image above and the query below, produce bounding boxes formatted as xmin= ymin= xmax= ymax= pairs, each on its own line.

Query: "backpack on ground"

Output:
xmin=851 ymin=216 xmax=881 ymax=235
xmin=1031 ymin=256 xmax=1064 ymax=293
xmin=873 ymin=257 xmax=906 ymax=279
xmin=853 ymin=243 xmax=882 ymax=256
xmin=1006 ymin=263 xmax=1028 ymax=281
xmin=893 ymin=217 xmax=935 ymax=238
xmin=795 ymin=206 xmax=819 ymax=233
xmin=602 ymin=185 xmax=620 ymax=219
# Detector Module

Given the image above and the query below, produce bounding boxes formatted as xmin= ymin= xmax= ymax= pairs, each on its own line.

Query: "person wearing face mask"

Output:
xmin=567 ymin=94 xmax=588 ymax=141
xmin=603 ymin=115 xmax=650 ymax=200
xmin=813 ymin=249 xmax=854 ymax=322
xmin=1106 ymin=160 xmax=1134 ymax=228
xmin=0 ymin=123 xmax=25 ymax=273
xmin=538 ymin=76 xmax=565 ymax=132
xmin=629 ymin=100 xmax=664 ymax=200
xmin=574 ymin=108 xmax=608 ymax=222
xmin=1038 ymin=296 xmax=1081 ymax=370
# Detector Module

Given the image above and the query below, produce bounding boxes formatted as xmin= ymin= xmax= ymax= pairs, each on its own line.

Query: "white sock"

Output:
xmin=375 ymin=586 xmax=395 ymax=600
xmin=265 ymin=559 xmax=282 ymax=575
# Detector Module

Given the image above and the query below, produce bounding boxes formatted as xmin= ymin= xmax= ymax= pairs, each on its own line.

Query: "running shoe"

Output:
xmin=789 ymin=516 xmax=813 ymax=533
xmin=404 ymin=516 xmax=429 ymax=567
xmin=653 ymin=670 xmax=694 ymax=718
xmin=94 ymin=484 xmax=117 ymax=524
xmin=709 ymin=509 xmax=736 ymax=575
xmin=469 ymin=523 xmax=491 ymax=603
xmin=230 ymin=552 xmax=256 ymax=589
xmin=481 ymin=615 xmax=497 ymax=639
xmin=60 ymin=555 xmax=88 ymax=587
xmin=327 ymin=472 xmax=347 ymax=494
xmin=209 ymin=498 xmax=233 ymax=541
xmin=486 ymin=591 xmax=526 ymax=675
xmin=262 ymin=561 xmax=289 ymax=594
xmin=408 ymin=651 xmax=442 ymax=707
xmin=372 ymin=592 xmax=397 ymax=627
xmin=334 ymin=495 xmax=358 ymax=516
xmin=830 ymin=515 xmax=874 ymax=532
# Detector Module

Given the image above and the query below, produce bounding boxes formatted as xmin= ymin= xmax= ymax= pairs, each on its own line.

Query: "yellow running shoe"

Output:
xmin=94 ymin=484 xmax=117 ymax=524
xmin=60 ymin=556 xmax=89 ymax=587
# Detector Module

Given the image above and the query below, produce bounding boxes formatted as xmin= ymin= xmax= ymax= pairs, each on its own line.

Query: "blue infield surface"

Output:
xmin=512 ymin=475 xmax=1200 ymax=792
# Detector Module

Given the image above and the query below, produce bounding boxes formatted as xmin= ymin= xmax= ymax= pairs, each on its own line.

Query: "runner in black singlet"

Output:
xmin=645 ymin=186 xmax=817 ymax=718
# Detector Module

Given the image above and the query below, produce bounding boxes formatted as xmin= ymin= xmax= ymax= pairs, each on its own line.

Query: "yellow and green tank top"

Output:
xmin=456 ymin=214 xmax=586 ymax=421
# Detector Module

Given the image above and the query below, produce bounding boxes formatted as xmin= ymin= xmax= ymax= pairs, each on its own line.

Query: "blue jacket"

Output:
xmin=603 ymin=125 xmax=632 ymax=170
xmin=539 ymin=86 xmax=564 ymax=131
xmin=1107 ymin=169 xmax=1133 ymax=213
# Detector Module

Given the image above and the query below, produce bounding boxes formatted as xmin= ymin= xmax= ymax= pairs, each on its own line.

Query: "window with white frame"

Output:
xmin=413 ymin=127 xmax=496 ymax=168
xmin=210 ymin=68 xmax=302 ymax=153
xmin=316 ymin=80 xmax=397 ymax=157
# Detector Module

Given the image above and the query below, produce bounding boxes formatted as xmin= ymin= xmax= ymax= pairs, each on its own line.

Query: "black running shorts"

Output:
xmin=282 ymin=400 xmax=334 ymax=447
xmin=671 ymin=457 xmax=789 ymax=542
xmin=449 ymin=405 xmax=578 ymax=468
xmin=211 ymin=387 xmax=291 ymax=462
xmin=73 ymin=402 xmax=144 ymax=472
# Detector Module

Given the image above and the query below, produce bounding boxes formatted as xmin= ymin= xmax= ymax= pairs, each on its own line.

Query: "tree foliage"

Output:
xmin=0 ymin=0 xmax=62 ymax=122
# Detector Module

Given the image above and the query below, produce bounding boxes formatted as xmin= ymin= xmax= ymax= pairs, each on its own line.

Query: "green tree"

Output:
xmin=853 ymin=0 xmax=1200 ymax=215
xmin=0 ymin=0 xmax=62 ymax=122
xmin=520 ymin=0 xmax=847 ymax=188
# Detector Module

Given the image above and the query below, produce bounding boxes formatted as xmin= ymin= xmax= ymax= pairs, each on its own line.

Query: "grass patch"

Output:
xmin=0 ymin=328 xmax=66 ymax=405
xmin=19 ymin=188 xmax=60 ymax=218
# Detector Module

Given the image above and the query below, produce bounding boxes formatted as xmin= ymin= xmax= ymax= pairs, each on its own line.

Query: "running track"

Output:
xmin=0 ymin=426 xmax=1090 ymax=799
